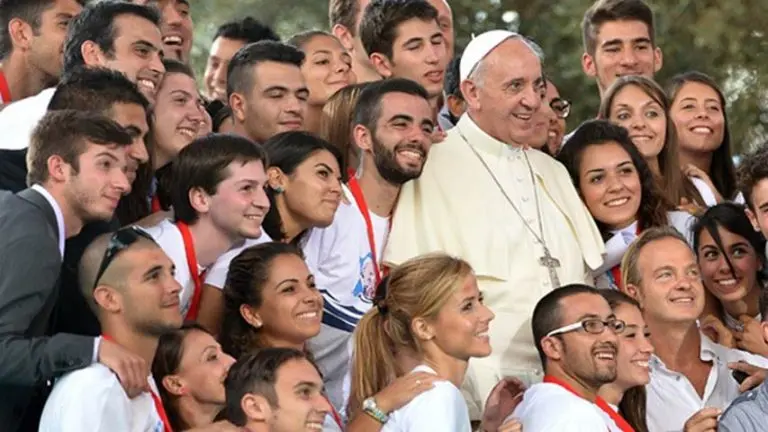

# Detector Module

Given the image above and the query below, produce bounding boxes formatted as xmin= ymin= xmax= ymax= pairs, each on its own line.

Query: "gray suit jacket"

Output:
xmin=0 ymin=188 xmax=94 ymax=431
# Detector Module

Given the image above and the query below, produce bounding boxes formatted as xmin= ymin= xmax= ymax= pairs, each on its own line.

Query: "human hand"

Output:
xmin=734 ymin=315 xmax=768 ymax=356
xmin=481 ymin=377 xmax=527 ymax=432
xmin=373 ymin=371 xmax=438 ymax=413
xmin=700 ymin=315 xmax=735 ymax=348
xmin=684 ymin=164 xmax=724 ymax=203
xmin=497 ymin=418 xmax=523 ymax=432
xmin=728 ymin=361 xmax=768 ymax=393
xmin=98 ymin=338 xmax=149 ymax=398
xmin=683 ymin=407 xmax=720 ymax=432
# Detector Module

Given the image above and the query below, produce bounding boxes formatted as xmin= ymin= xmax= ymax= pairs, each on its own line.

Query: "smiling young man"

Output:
xmin=138 ymin=0 xmax=194 ymax=64
xmin=303 ymin=78 xmax=434 ymax=411
xmin=0 ymin=110 xmax=143 ymax=431
xmin=0 ymin=0 xmax=84 ymax=106
xmin=621 ymin=227 xmax=768 ymax=431
xmin=512 ymin=284 xmax=629 ymax=431
xmin=227 ymin=41 xmax=309 ymax=144
xmin=144 ymin=133 xmax=270 ymax=333
xmin=225 ymin=348 xmax=331 ymax=432
xmin=39 ymin=227 xmax=183 ymax=432
xmin=0 ymin=1 xmax=164 ymax=157
xmin=359 ymin=0 xmax=449 ymax=114
xmin=581 ymin=0 xmax=663 ymax=97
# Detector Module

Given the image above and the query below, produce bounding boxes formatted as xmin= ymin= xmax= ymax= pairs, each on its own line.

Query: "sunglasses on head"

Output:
xmin=92 ymin=226 xmax=155 ymax=290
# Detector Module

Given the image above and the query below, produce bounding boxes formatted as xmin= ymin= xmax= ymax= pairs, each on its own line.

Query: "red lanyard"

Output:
xmin=0 ymin=70 xmax=10 ymax=104
xmin=101 ymin=334 xmax=174 ymax=432
xmin=543 ymin=375 xmax=635 ymax=432
xmin=347 ymin=177 xmax=389 ymax=286
xmin=176 ymin=221 xmax=206 ymax=321
xmin=150 ymin=195 xmax=162 ymax=213
xmin=325 ymin=395 xmax=343 ymax=428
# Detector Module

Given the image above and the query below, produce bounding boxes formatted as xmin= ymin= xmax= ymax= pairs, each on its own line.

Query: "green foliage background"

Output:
xmin=189 ymin=0 xmax=768 ymax=154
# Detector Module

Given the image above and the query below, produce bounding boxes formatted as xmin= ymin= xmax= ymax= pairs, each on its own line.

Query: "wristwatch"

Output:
xmin=362 ymin=397 xmax=390 ymax=423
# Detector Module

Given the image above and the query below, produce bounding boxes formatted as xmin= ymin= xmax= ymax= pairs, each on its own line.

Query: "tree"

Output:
xmin=191 ymin=0 xmax=768 ymax=152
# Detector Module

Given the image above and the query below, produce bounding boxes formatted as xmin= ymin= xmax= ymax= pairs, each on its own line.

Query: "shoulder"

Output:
xmin=0 ymin=89 xmax=53 ymax=151
xmin=47 ymin=364 xmax=124 ymax=403
xmin=516 ymin=383 xmax=604 ymax=421
xmin=719 ymin=382 xmax=766 ymax=431
xmin=206 ymin=236 xmax=271 ymax=288
xmin=391 ymin=381 xmax=470 ymax=429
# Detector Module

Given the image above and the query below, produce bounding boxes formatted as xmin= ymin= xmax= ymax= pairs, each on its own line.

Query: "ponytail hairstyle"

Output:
xmin=152 ymin=322 xmax=210 ymax=432
xmin=600 ymin=290 xmax=649 ymax=432
xmin=219 ymin=242 xmax=305 ymax=359
xmin=348 ymin=253 xmax=474 ymax=418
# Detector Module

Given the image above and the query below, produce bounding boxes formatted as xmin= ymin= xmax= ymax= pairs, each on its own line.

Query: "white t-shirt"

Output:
xmin=381 ymin=365 xmax=470 ymax=432
xmin=0 ymin=87 xmax=54 ymax=151
xmin=39 ymin=363 xmax=163 ymax=432
xmin=303 ymin=193 xmax=389 ymax=411
xmin=646 ymin=333 xmax=768 ymax=431
xmin=144 ymin=219 xmax=272 ymax=317
xmin=511 ymin=382 xmax=623 ymax=431
xmin=691 ymin=177 xmax=718 ymax=207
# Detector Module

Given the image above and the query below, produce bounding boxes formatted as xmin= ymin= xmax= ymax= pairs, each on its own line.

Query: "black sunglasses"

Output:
xmin=550 ymin=98 xmax=571 ymax=119
xmin=92 ymin=226 xmax=156 ymax=290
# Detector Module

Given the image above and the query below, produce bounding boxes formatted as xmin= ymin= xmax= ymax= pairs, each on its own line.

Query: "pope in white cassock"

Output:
xmin=383 ymin=30 xmax=606 ymax=420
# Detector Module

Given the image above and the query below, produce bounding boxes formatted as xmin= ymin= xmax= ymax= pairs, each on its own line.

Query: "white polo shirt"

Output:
xmin=646 ymin=333 xmax=768 ymax=431
xmin=39 ymin=363 xmax=163 ymax=432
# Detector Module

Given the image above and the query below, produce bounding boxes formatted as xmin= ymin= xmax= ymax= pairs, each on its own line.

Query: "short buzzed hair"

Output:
xmin=329 ymin=0 xmax=360 ymax=35
xmin=225 ymin=348 xmax=321 ymax=426
xmin=27 ymin=110 xmax=132 ymax=186
xmin=531 ymin=284 xmax=601 ymax=367
xmin=359 ymin=0 xmax=438 ymax=61
xmin=78 ymin=229 xmax=158 ymax=313
xmin=620 ymin=226 xmax=689 ymax=290
xmin=0 ymin=0 xmax=87 ymax=59
xmin=581 ymin=0 xmax=655 ymax=56
xmin=737 ymin=143 xmax=768 ymax=211
xmin=226 ymin=41 xmax=304 ymax=98
xmin=214 ymin=17 xmax=279 ymax=44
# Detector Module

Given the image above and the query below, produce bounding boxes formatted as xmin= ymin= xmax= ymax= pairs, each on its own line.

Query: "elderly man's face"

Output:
xmin=463 ymin=38 xmax=546 ymax=147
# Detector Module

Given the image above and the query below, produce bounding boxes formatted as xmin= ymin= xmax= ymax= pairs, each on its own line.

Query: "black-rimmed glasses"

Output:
xmin=92 ymin=226 xmax=155 ymax=290
xmin=546 ymin=317 xmax=626 ymax=337
xmin=550 ymin=98 xmax=571 ymax=120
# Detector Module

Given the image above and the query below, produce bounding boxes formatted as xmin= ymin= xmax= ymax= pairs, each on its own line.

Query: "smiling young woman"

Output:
xmin=692 ymin=203 xmax=768 ymax=356
xmin=558 ymin=120 xmax=695 ymax=290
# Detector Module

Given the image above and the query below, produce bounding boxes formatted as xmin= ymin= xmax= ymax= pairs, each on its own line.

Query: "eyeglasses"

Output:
xmin=92 ymin=226 xmax=155 ymax=290
xmin=550 ymin=98 xmax=571 ymax=120
xmin=546 ymin=317 xmax=626 ymax=338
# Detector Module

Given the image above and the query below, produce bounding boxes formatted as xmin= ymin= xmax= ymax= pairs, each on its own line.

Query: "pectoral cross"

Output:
xmin=539 ymin=247 xmax=561 ymax=288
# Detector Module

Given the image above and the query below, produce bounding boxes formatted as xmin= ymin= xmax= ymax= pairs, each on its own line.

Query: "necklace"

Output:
xmin=456 ymin=126 xmax=561 ymax=288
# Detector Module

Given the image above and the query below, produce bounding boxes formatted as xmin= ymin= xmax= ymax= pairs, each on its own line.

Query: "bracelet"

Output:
xmin=363 ymin=407 xmax=387 ymax=424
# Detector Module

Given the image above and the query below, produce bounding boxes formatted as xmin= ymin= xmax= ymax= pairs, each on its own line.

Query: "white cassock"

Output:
xmin=383 ymin=114 xmax=604 ymax=419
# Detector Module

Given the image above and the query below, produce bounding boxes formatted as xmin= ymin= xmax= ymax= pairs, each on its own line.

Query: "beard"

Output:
xmin=371 ymin=136 xmax=426 ymax=185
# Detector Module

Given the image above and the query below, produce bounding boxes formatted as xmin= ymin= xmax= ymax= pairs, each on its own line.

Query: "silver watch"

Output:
xmin=362 ymin=397 xmax=390 ymax=423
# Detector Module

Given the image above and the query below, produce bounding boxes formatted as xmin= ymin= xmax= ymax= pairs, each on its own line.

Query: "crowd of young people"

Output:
xmin=0 ymin=0 xmax=767 ymax=431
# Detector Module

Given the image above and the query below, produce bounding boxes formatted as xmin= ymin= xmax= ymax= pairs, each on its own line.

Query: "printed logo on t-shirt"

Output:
xmin=352 ymin=252 xmax=376 ymax=302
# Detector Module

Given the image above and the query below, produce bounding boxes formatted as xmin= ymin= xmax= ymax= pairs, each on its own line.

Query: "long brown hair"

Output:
xmin=600 ymin=290 xmax=649 ymax=432
xmin=599 ymin=75 xmax=704 ymax=207
xmin=666 ymin=71 xmax=737 ymax=200
xmin=348 ymin=254 xmax=474 ymax=418
xmin=319 ymin=83 xmax=369 ymax=175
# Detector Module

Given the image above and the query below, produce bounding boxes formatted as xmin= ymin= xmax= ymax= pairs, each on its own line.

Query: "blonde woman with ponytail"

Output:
xmin=348 ymin=254 xmax=495 ymax=431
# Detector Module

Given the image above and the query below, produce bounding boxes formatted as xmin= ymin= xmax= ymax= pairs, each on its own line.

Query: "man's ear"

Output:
xmin=8 ymin=18 xmax=34 ymax=51
xmin=242 ymin=393 xmax=272 ymax=422
xmin=80 ymin=40 xmax=107 ymax=67
xmin=188 ymin=186 xmax=211 ymax=214
xmin=229 ymin=92 xmax=247 ymax=123
xmin=352 ymin=124 xmax=373 ymax=153
xmin=541 ymin=336 xmax=564 ymax=361
xmin=369 ymin=53 xmax=392 ymax=79
xmin=331 ymin=24 xmax=354 ymax=52
xmin=582 ymin=52 xmax=597 ymax=78
xmin=653 ymin=47 xmax=663 ymax=73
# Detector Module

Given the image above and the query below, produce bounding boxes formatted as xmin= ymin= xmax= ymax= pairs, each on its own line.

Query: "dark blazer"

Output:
xmin=0 ymin=188 xmax=94 ymax=431
xmin=0 ymin=148 xmax=27 ymax=192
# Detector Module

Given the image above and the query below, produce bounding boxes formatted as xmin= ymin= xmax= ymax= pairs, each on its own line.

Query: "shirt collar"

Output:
xmin=650 ymin=331 xmax=723 ymax=373
xmin=31 ymin=184 xmax=65 ymax=258
xmin=453 ymin=114 xmax=543 ymax=178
